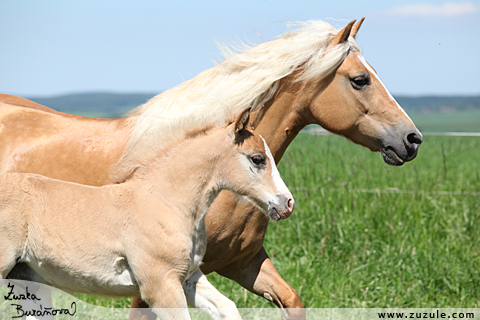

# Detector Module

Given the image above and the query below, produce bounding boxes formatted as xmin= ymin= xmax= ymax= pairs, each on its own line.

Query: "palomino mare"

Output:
xmin=1 ymin=108 xmax=294 ymax=320
xmin=1 ymin=19 xmax=422 ymax=319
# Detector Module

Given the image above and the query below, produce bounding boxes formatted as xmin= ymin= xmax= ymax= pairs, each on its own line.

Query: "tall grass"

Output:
xmin=76 ymin=134 xmax=480 ymax=309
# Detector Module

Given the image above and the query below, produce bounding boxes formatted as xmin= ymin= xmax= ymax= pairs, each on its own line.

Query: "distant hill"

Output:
xmin=26 ymin=92 xmax=480 ymax=117
xmin=28 ymin=92 xmax=157 ymax=118
xmin=24 ymin=92 xmax=480 ymax=132
xmin=396 ymin=96 xmax=480 ymax=114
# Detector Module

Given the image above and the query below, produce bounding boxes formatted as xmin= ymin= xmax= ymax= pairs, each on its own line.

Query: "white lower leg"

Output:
xmin=183 ymin=269 xmax=242 ymax=320
xmin=153 ymin=307 xmax=191 ymax=320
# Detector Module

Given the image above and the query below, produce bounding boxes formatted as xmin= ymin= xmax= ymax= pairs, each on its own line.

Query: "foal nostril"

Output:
xmin=407 ymin=132 xmax=423 ymax=145
xmin=287 ymin=198 xmax=295 ymax=213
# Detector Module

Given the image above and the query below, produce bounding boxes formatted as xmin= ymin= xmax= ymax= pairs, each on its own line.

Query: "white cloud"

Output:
xmin=387 ymin=2 xmax=480 ymax=17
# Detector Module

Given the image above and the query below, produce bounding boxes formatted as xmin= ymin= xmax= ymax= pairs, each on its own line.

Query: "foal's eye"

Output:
xmin=350 ymin=75 xmax=370 ymax=90
xmin=250 ymin=155 xmax=265 ymax=166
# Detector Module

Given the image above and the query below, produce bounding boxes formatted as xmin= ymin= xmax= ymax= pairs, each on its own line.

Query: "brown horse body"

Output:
xmin=0 ymin=102 xmax=128 ymax=185
xmin=1 ymin=19 xmax=422 ymax=320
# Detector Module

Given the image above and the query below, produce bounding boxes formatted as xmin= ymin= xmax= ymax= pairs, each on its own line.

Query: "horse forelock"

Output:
xmin=121 ymin=20 xmax=359 ymax=165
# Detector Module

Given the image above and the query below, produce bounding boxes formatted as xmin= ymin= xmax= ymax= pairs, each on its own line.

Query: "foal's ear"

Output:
xmin=234 ymin=107 xmax=252 ymax=134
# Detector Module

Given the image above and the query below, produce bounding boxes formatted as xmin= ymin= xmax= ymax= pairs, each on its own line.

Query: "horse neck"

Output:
xmin=138 ymin=129 xmax=227 ymax=223
xmin=254 ymin=77 xmax=312 ymax=163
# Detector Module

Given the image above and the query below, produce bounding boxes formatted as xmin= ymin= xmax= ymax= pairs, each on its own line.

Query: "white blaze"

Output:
xmin=260 ymin=135 xmax=291 ymax=197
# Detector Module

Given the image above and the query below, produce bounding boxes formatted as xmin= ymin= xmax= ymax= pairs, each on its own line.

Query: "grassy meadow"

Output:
xmin=74 ymin=132 xmax=480 ymax=310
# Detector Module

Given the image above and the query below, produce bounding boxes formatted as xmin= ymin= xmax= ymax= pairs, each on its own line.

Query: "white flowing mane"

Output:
xmin=123 ymin=20 xmax=360 ymax=163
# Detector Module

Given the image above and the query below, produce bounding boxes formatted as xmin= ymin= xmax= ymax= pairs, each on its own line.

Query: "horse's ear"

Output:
xmin=234 ymin=107 xmax=252 ymax=134
xmin=351 ymin=17 xmax=365 ymax=39
xmin=329 ymin=19 xmax=356 ymax=47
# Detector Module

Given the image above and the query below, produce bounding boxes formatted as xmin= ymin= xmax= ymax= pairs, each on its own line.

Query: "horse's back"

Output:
xmin=0 ymin=94 xmax=57 ymax=113
xmin=0 ymin=101 xmax=130 ymax=185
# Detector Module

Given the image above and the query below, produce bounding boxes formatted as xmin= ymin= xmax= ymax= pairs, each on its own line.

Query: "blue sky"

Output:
xmin=1 ymin=1 xmax=479 ymax=97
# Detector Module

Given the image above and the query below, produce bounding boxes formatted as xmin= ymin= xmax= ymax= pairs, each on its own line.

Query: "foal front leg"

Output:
xmin=139 ymin=276 xmax=191 ymax=320
xmin=183 ymin=269 xmax=242 ymax=320
xmin=129 ymin=270 xmax=243 ymax=320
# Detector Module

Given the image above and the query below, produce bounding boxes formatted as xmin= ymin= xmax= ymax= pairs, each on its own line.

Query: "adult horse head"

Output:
xmin=298 ymin=18 xmax=422 ymax=165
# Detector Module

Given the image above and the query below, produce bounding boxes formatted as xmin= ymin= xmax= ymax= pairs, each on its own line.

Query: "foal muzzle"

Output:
xmin=268 ymin=194 xmax=295 ymax=221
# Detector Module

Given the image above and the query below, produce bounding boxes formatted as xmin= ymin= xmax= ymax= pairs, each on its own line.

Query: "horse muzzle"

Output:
xmin=268 ymin=194 xmax=295 ymax=221
xmin=380 ymin=127 xmax=423 ymax=166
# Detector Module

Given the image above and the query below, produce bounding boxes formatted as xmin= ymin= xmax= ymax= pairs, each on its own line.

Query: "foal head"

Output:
xmin=224 ymin=108 xmax=294 ymax=221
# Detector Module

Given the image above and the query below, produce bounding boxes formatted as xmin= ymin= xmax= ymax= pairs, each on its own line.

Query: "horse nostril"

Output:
xmin=407 ymin=132 xmax=423 ymax=145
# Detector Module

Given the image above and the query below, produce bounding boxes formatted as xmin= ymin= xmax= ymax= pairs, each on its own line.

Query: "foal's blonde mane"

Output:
xmin=122 ymin=20 xmax=360 ymax=164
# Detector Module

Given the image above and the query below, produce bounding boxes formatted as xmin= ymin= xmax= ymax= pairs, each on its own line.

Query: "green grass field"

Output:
xmin=74 ymin=133 xmax=480 ymax=310
xmin=408 ymin=109 xmax=480 ymax=133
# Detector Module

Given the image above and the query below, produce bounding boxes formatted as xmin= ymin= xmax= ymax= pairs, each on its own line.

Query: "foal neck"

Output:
xmin=136 ymin=128 xmax=228 ymax=222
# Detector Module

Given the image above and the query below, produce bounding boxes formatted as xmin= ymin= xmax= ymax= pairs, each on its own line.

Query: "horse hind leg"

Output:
xmin=0 ymin=213 xmax=51 ymax=319
xmin=3 ymin=264 xmax=55 ymax=320
xmin=0 ymin=200 xmax=28 ymax=280
xmin=6 ymin=264 xmax=52 ymax=305
xmin=0 ymin=250 xmax=54 ymax=320
xmin=0 ymin=258 xmax=15 ymax=280
xmin=0 ymin=238 xmax=21 ymax=280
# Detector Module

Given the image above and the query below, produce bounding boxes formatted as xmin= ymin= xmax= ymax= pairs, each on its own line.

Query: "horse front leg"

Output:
xmin=216 ymin=246 xmax=306 ymax=320
xmin=183 ymin=269 xmax=242 ymax=320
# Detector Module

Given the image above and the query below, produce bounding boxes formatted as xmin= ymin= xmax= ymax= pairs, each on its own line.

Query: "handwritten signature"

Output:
xmin=4 ymin=282 xmax=77 ymax=318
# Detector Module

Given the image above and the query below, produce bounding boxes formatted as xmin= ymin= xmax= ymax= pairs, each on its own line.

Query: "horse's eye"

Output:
xmin=250 ymin=155 xmax=265 ymax=166
xmin=350 ymin=75 xmax=370 ymax=90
